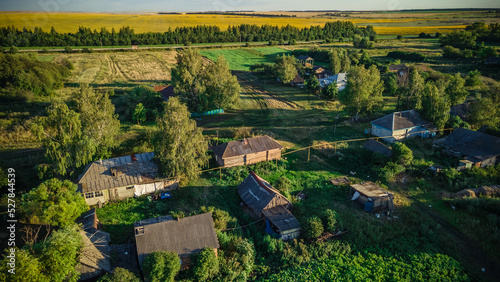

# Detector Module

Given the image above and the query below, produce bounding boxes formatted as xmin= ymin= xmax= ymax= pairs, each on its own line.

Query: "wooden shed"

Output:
xmin=296 ymin=55 xmax=314 ymax=66
xmin=134 ymin=213 xmax=219 ymax=269
xmin=350 ymin=182 xmax=394 ymax=212
xmin=238 ymin=172 xmax=300 ymax=240
xmin=212 ymin=136 xmax=284 ymax=168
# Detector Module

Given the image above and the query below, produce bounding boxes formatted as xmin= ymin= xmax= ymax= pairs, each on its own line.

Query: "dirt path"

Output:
xmin=399 ymin=189 xmax=500 ymax=281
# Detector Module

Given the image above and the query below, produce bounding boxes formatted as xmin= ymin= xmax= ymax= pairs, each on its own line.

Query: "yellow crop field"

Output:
xmin=0 ymin=12 xmax=462 ymax=35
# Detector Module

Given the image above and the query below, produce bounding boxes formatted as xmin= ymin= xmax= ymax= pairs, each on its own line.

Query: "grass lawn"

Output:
xmin=200 ymin=47 xmax=290 ymax=71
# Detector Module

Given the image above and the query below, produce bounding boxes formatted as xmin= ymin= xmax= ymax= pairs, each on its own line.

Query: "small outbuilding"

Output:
xmin=296 ymin=55 xmax=314 ymax=66
xmin=153 ymin=85 xmax=175 ymax=101
xmin=388 ymin=64 xmax=409 ymax=86
xmin=212 ymin=136 xmax=284 ymax=168
xmin=363 ymin=139 xmax=392 ymax=157
xmin=238 ymin=172 xmax=300 ymax=240
xmin=350 ymin=182 xmax=395 ymax=212
xmin=134 ymin=213 xmax=219 ymax=269
xmin=434 ymin=128 xmax=500 ymax=169
xmin=291 ymin=74 xmax=305 ymax=88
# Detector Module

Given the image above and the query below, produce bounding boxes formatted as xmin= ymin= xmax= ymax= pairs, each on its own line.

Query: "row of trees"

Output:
xmin=439 ymin=24 xmax=498 ymax=59
xmin=0 ymin=21 xmax=375 ymax=47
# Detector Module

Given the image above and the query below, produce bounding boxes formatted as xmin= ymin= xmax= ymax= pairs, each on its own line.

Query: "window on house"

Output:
xmin=126 ymin=186 xmax=134 ymax=190
xmin=85 ymin=192 xmax=94 ymax=199
xmin=135 ymin=227 xmax=144 ymax=235
xmin=94 ymin=191 xmax=103 ymax=197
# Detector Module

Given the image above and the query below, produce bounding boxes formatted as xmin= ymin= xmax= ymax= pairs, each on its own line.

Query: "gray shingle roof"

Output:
xmin=262 ymin=206 xmax=300 ymax=232
xmin=238 ymin=172 xmax=289 ymax=215
xmin=371 ymin=110 xmax=435 ymax=131
xmin=213 ymin=136 xmax=283 ymax=159
xmin=78 ymin=152 xmax=158 ymax=192
xmin=363 ymin=139 xmax=392 ymax=157
xmin=351 ymin=182 xmax=393 ymax=198
xmin=135 ymin=213 xmax=219 ymax=266
xmin=434 ymin=128 xmax=500 ymax=162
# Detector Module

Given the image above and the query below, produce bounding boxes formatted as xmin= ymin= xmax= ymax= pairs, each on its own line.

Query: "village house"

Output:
xmin=296 ymin=55 xmax=314 ymax=66
xmin=370 ymin=110 xmax=436 ymax=143
xmin=388 ymin=64 xmax=409 ymax=86
xmin=319 ymin=72 xmax=348 ymax=90
xmin=134 ymin=213 xmax=219 ymax=268
xmin=212 ymin=135 xmax=284 ymax=168
xmin=75 ymin=209 xmax=111 ymax=281
xmin=434 ymin=128 xmax=500 ymax=169
xmin=363 ymin=139 xmax=392 ymax=158
xmin=78 ymin=152 xmax=179 ymax=206
xmin=153 ymin=84 xmax=175 ymax=101
xmin=291 ymin=74 xmax=305 ymax=88
xmin=350 ymin=182 xmax=395 ymax=212
xmin=312 ymin=66 xmax=333 ymax=79
xmin=238 ymin=172 xmax=301 ymax=240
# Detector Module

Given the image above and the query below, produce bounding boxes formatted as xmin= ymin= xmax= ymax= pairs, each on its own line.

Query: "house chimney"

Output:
xmin=131 ymin=154 xmax=137 ymax=162
xmin=243 ymin=138 xmax=248 ymax=145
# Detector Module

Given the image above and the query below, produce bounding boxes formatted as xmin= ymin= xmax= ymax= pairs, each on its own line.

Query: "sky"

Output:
xmin=0 ymin=0 xmax=499 ymax=13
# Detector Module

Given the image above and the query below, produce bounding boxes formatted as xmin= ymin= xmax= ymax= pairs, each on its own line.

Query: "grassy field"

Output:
xmin=200 ymin=47 xmax=290 ymax=71
xmin=1 ymin=11 xmax=494 ymax=35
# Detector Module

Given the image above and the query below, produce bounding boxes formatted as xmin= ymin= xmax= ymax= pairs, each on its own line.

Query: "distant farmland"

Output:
xmin=200 ymin=47 xmax=290 ymax=71
xmin=0 ymin=11 xmax=476 ymax=35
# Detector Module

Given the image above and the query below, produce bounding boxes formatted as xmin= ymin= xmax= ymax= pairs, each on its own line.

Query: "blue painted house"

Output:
xmin=371 ymin=110 xmax=436 ymax=143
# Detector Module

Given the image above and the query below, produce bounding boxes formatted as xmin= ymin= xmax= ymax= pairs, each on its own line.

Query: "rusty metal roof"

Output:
xmin=78 ymin=152 xmax=158 ymax=193
xmin=212 ymin=136 xmax=283 ymax=159
xmin=371 ymin=110 xmax=434 ymax=131
xmin=351 ymin=182 xmax=393 ymax=198
xmin=135 ymin=213 xmax=219 ymax=266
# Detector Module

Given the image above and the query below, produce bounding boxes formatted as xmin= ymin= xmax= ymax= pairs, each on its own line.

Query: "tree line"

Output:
xmin=0 ymin=21 xmax=375 ymax=47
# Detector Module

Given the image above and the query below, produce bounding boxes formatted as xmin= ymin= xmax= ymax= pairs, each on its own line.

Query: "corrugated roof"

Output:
xmin=363 ymin=139 xmax=392 ymax=157
xmin=371 ymin=110 xmax=434 ymax=131
xmin=292 ymin=74 xmax=305 ymax=83
xmin=238 ymin=172 xmax=290 ymax=215
xmin=213 ymin=136 xmax=283 ymax=159
xmin=262 ymin=206 xmax=300 ymax=232
xmin=351 ymin=182 xmax=393 ymax=198
xmin=78 ymin=152 xmax=158 ymax=192
xmin=330 ymin=72 xmax=348 ymax=83
xmin=135 ymin=213 xmax=219 ymax=266
xmin=434 ymin=128 xmax=500 ymax=162
xmin=76 ymin=229 xmax=111 ymax=279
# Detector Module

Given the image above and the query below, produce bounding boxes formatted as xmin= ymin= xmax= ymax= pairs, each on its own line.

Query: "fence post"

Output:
xmin=308 ymin=147 xmax=310 ymax=162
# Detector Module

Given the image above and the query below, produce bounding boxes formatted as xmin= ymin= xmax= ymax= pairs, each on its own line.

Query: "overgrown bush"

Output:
xmin=387 ymin=50 xmax=426 ymax=62
xmin=304 ymin=216 xmax=324 ymax=239
xmin=142 ymin=251 xmax=180 ymax=282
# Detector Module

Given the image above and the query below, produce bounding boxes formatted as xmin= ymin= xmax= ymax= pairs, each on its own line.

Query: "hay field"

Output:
xmin=51 ymin=51 xmax=176 ymax=85
xmin=0 ymin=11 xmax=469 ymax=35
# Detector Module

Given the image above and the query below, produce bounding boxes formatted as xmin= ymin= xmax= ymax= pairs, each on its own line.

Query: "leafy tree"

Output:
xmin=329 ymin=49 xmax=341 ymax=74
xmin=323 ymin=209 xmax=338 ymax=233
xmin=322 ymin=82 xmax=338 ymax=100
xmin=202 ymin=56 xmax=241 ymax=110
xmin=9 ymin=46 xmax=18 ymax=54
xmin=340 ymin=50 xmax=351 ymax=72
xmin=402 ymin=69 xmax=425 ymax=110
xmin=465 ymin=70 xmax=482 ymax=87
xmin=39 ymin=224 xmax=83 ymax=281
xmin=75 ymin=84 xmax=120 ymax=159
xmin=153 ymin=97 xmax=209 ymax=184
xmin=469 ymin=98 xmax=500 ymax=128
xmin=142 ymin=251 xmax=180 ymax=282
xmin=22 ymin=178 xmax=87 ymax=226
xmin=172 ymin=49 xmax=240 ymax=112
xmin=439 ymin=30 xmax=476 ymax=50
xmin=304 ymin=216 xmax=324 ymax=239
xmin=307 ymin=76 xmax=320 ymax=94
xmin=132 ymin=103 xmax=147 ymax=124
xmin=421 ymin=82 xmax=450 ymax=129
xmin=191 ymin=247 xmax=219 ymax=281
xmin=217 ymin=231 xmax=255 ymax=280
xmin=31 ymin=102 xmax=94 ymax=176
xmin=445 ymin=73 xmax=468 ymax=106
xmin=353 ymin=36 xmax=374 ymax=49
xmin=392 ymin=143 xmax=413 ymax=166
xmin=275 ymin=54 xmax=298 ymax=84
xmin=385 ymin=73 xmax=399 ymax=96
xmin=200 ymin=206 xmax=237 ymax=230
xmin=339 ymin=65 xmax=384 ymax=120
xmin=98 ymin=268 xmax=140 ymax=282
xmin=0 ymin=248 xmax=45 ymax=281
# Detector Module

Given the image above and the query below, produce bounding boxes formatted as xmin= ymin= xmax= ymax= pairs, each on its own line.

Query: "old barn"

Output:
xmin=238 ymin=172 xmax=300 ymax=240
xmin=134 ymin=213 xmax=219 ymax=269
xmin=212 ymin=136 xmax=284 ymax=168
xmin=78 ymin=152 xmax=179 ymax=206
xmin=350 ymin=182 xmax=395 ymax=212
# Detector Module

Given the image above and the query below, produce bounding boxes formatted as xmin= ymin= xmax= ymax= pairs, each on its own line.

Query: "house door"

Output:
xmin=110 ymin=189 xmax=118 ymax=200
xmin=243 ymin=155 xmax=247 ymax=165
